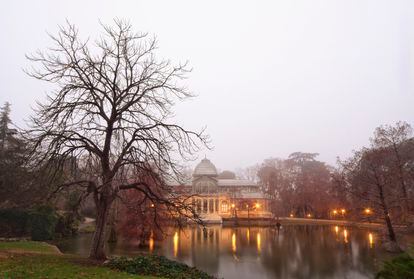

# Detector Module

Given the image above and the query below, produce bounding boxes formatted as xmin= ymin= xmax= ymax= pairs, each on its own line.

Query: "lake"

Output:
xmin=57 ymin=225 xmax=388 ymax=279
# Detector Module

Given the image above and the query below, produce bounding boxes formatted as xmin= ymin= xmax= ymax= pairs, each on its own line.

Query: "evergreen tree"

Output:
xmin=0 ymin=102 xmax=12 ymax=150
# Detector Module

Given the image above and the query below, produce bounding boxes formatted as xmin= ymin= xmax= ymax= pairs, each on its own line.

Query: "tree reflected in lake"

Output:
xmin=57 ymin=225 xmax=385 ymax=279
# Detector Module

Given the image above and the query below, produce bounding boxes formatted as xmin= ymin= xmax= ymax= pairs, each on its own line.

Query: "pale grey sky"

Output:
xmin=1 ymin=0 xmax=414 ymax=170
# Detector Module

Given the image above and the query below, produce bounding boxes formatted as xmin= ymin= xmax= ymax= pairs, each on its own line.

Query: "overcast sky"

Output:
xmin=1 ymin=0 xmax=414 ymax=171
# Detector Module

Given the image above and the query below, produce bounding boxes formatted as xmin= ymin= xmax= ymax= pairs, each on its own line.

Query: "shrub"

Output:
xmin=0 ymin=208 xmax=31 ymax=237
xmin=107 ymin=255 xmax=215 ymax=279
xmin=55 ymin=212 xmax=79 ymax=237
xmin=29 ymin=206 xmax=58 ymax=241
xmin=376 ymin=253 xmax=414 ymax=279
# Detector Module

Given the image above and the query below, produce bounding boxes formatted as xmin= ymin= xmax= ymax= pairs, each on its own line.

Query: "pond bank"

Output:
xmin=0 ymin=241 xmax=150 ymax=278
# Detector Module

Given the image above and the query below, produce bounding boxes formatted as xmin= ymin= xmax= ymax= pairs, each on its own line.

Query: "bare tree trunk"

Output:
xmin=393 ymin=143 xmax=410 ymax=223
xmin=384 ymin=212 xmax=396 ymax=242
xmin=107 ymin=198 xmax=118 ymax=243
xmin=89 ymin=197 xmax=113 ymax=260
xmin=377 ymin=183 xmax=398 ymax=243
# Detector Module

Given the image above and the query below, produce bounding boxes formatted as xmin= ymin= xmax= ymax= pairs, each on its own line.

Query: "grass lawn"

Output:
xmin=0 ymin=241 xmax=157 ymax=279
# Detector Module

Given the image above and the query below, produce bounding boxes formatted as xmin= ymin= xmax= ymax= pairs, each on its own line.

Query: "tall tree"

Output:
xmin=0 ymin=102 xmax=12 ymax=150
xmin=0 ymin=103 xmax=36 ymax=208
xmin=337 ymin=147 xmax=401 ymax=251
xmin=26 ymin=20 xmax=208 ymax=260
xmin=371 ymin=121 xmax=413 ymax=222
xmin=257 ymin=153 xmax=335 ymax=218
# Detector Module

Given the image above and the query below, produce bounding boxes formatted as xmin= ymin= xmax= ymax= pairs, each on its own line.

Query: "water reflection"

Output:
xmin=173 ymin=231 xmax=178 ymax=257
xmin=57 ymin=225 xmax=385 ymax=279
xmin=149 ymin=231 xmax=154 ymax=253
xmin=232 ymin=232 xmax=237 ymax=253
xmin=369 ymin=233 xmax=374 ymax=248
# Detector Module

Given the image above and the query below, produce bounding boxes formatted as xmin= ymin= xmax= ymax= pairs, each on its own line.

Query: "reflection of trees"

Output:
xmin=260 ymin=225 xmax=377 ymax=278
xmin=186 ymin=226 xmax=220 ymax=275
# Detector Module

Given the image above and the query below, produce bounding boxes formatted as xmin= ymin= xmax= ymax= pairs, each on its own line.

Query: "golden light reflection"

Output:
xmin=334 ymin=226 xmax=339 ymax=234
xmin=369 ymin=233 xmax=374 ymax=248
xmin=257 ymin=232 xmax=261 ymax=253
xmin=232 ymin=232 xmax=237 ymax=253
xmin=247 ymin=229 xmax=250 ymax=244
xmin=149 ymin=231 xmax=154 ymax=253
xmin=343 ymin=229 xmax=348 ymax=243
xmin=173 ymin=231 xmax=179 ymax=257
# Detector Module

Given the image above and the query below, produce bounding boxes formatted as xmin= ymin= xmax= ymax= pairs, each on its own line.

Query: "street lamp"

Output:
xmin=332 ymin=209 xmax=338 ymax=219
xmin=231 ymin=203 xmax=238 ymax=225
xmin=341 ymin=209 xmax=346 ymax=219
xmin=247 ymin=204 xmax=250 ymax=223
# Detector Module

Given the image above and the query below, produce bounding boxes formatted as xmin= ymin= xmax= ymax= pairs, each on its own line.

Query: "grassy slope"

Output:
xmin=0 ymin=241 xmax=156 ymax=279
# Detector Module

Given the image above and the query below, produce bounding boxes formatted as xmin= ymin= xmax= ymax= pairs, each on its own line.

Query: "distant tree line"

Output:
xmin=238 ymin=121 xmax=414 ymax=251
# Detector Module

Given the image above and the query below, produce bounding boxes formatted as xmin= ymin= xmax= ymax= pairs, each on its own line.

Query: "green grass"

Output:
xmin=0 ymin=241 xmax=156 ymax=279
xmin=0 ymin=240 xmax=57 ymax=253
xmin=78 ymin=223 xmax=96 ymax=233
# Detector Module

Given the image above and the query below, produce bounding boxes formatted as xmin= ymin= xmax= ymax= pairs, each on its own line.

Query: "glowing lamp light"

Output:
xmin=341 ymin=209 xmax=346 ymax=214
xmin=333 ymin=210 xmax=338 ymax=215
xmin=289 ymin=214 xmax=294 ymax=218
xmin=255 ymin=203 xmax=261 ymax=209
xmin=150 ymin=203 xmax=155 ymax=208
xmin=365 ymin=208 xmax=371 ymax=214
xmin=231 ymin=204 xmax=235 ymax=208
xmin=307 ymin=213 xmax=311 ymax=218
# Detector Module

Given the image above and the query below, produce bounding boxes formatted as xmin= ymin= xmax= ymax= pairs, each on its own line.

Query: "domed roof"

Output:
xmin=193 ymin=158 xmax=218 ymax=177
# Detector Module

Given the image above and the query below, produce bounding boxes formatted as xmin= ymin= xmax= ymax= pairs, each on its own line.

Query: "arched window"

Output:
xmin=209 ymin=199 xmax=214 ymax=212
xmin=196 ymin=199 xmax=202 ymax=212
xmin=203 ymin=199 xmax=208 ymax=213
xmin=221 ymin=201 xmax=228 ymax=213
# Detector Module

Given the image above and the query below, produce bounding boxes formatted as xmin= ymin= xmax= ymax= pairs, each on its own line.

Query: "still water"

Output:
xmin=57 ymin=225 xmax=387 ymax=279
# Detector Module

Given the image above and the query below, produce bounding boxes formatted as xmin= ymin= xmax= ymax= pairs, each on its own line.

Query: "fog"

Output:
xmin=1 ymin=0 xmax=414 ymax=170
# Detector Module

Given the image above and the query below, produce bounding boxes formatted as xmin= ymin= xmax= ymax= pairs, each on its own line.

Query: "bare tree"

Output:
xmin=336 ymin=147 xmax=401 ymax=252
xmin=26 ymin=20 xmax=208 ymax=260
xmin=371 ymin=121 xmax=413 ymax=223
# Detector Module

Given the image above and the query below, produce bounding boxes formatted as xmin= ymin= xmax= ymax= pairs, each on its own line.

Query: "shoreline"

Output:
xmin=220 ymin=217 xmax=386 ymax=229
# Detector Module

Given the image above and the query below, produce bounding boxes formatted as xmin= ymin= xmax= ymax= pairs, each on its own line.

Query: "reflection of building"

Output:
xmin=180 ymin=158 xmax=273 ymax=223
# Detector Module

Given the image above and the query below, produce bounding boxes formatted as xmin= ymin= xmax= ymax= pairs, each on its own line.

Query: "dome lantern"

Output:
xmin=193 ymin=158 xmax=218 ymax=177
